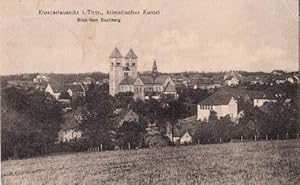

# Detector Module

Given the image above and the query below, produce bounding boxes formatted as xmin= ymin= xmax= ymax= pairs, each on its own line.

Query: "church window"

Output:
xmin=124 ymin=72 xmax=129 ymax=77
xmin=116 ymin=62 xmax=121 ymax=66
xmin=132 ymin=63 xmax=136 ymax=66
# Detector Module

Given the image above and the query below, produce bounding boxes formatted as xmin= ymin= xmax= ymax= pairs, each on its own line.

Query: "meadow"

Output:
xmin=2 ymin=140 xmax=300 ymax=185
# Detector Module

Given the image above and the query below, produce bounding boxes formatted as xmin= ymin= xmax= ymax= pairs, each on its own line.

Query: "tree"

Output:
xmin=78 ymin=83 xmax=117 ymax=149
xmin=208 ymin=111 xmax=218 ymax=121
xmin=1 ymin=86 xmax=63 ymax=160
xmin=115 ymin=92 xmax=134 ymax=109
xmin=117 ymin=121 xmax=146 ymax=149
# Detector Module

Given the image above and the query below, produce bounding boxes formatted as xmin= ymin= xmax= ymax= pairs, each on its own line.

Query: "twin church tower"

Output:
xmin=109 ymin=48 xmax=177 ymax=100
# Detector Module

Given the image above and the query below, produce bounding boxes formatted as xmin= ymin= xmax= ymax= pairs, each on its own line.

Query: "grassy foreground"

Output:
xmin=2 ymin=140 xmax=300 ymax=185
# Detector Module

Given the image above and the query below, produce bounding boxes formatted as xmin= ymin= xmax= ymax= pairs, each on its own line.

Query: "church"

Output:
xmin=109 ymin=48 xmax=178 ymax=100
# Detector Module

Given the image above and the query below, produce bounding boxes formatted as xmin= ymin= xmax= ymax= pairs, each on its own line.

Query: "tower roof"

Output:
xmin=152 ymin=60 xmax=158 ymax=78
xmin=124 ymin=48 xmax=138 ymax=59
xmin=109 ymin=48 xmax=123 ymax=58
xmin=152 ymin=60 xmax=157 ymax=70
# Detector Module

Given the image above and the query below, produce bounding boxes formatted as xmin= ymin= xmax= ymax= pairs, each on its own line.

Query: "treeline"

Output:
xmin=1 ymin=72 xmax=108 ymax=84
xmin=1 ymin=86 xmax=63 ymax=160
xmin=75 ymin=84 xmax=192 ymax=150
xmin=1 ymin=84 xmax=192 ymax=160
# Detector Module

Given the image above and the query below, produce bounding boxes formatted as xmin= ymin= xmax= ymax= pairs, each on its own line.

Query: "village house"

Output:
xmin=113 ymin=108 xmax=139 ymax=126
xmin=223 ymin=71 xmax=241 ymax=86
xmin=197 ymin=95 xmax=238 ymax=121
xmin=45 ymin=83 xmax=86 ymax=100
xmin=45 ymin=83 xmax=64 ymax=100
xmin=241 ymin=76 xmax=266 ymax=85
xmin=109 ymin=48 xmax=178 ymax=100
xmin=190 ymin=78 xmax=222 ymax=90
xmin=253 ymin=87 xmax=285 ymax=107
xmin=196 ymin=88 xmax=263 ymax=121
xmin=33 ymin=74 xmax=50 ymax=83
xmin=224 ymin=76 xmax=240 ymax=86
xmin=273 ymin=75 xmax=288 ymax=84
xmin=172 ymin=130 xmax=193 ymax=145
xmin=58 ymin=112 xmax=82 ymax=143
xmin=166 ymin=121 xmax=194 ymax=145
xmin=64 ymin=84 xmax=86 ymax=98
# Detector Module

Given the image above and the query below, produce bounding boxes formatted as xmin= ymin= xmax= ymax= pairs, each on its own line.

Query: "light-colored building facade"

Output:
xmin=224 ymin=76 xmax=240 ymax=86
xmin=45 ymin=83 xmax=63 ymax=100
xmin=253 ymin=87 xmax=286 ymax=107
xmin=109 ymin=48 xmax=177 ymax=100
xmin=197 ymin=96 xmax=238 ymax=121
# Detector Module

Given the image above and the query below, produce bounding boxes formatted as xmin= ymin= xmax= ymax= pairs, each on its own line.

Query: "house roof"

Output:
xmin=164 ymin=82 xmax=176 ymax=92
xmin=124 ymin=48 xmax=138 ymax=59
xmin=64 ymin=84 xmax=85 ymax=93
xmin=190 ymin=78 xmax=216 ymax=87
xmin=224 ymin=75 xmax=238 ymax=81
xmin=198 ymin=94 xmax=233 ymax=105
xmin=48 ymin=83 xmax=64 ymax=93
xmin=198 ymin=87 xmax=263 ymax=105
xmin=255 ymin=87 xmax=284 ymax=99
xmin=120 ymin=77 xmax=136 ymax=85
xmin=113 ymin=109 xmax=138 ymax=123
xmin=213 ymin=87 xmax=261 ymax=99
xmin=139 ymin=74 xmax=170 ymax=85
xmin=173 ymin=129 xmax=187 ymax=137
xmin=109 ymin=48 xmax=123 ymax=58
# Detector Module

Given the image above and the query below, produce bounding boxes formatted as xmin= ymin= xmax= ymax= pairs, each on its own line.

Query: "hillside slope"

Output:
xmin=2 ymin=140 xmax=300 ymax=185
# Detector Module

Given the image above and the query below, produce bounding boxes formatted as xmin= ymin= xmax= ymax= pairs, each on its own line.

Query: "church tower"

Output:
xmin=152 ymin=60 xmax=158 ymax=79
xmin=124 ymin=48 xmax=138 ymax=78
xmin=109 ymin=47 xmax=124 ymax=96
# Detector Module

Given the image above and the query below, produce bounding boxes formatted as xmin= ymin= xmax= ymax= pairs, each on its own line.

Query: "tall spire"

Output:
xmin=109 ymin=47 xmax=123 ymax=58
xmin=125 ymin=48 xmax=138 ymax=59
xmin=152 ymin=60 xmax=158 ymax=78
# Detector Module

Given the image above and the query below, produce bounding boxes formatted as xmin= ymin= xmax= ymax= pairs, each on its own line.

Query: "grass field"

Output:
xmin=2 ymin=140 xmax=300 ymax=185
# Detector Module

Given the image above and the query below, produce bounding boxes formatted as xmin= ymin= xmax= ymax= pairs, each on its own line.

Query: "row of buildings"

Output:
xmin=172 ymin=70 xmax=299 ymax=91
xmin=4 ymin=48 xmax=297 ymax=146
xmin=196 ymin=87 xmax=285 ymax=121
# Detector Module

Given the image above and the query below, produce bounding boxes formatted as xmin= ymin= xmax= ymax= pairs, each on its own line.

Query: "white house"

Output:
xmin=253 ymin=98 xmax=277 ymax=107
xmin=64 ymin=84 xmax=86 ymax=97
xmin=179 ymin=132 xmax=193 ymax=144
xmin=224 ymin=76 xmax=240 ymax=86
xmin=166 ymin=125 xmax=193 ymax=145
xmin=253 ymin=87 xmax=284 ymax=107
xmin=197 ymin=95 xmax=238 ymax=121
xmin=45 ymin=83 xmax=63 ymax=100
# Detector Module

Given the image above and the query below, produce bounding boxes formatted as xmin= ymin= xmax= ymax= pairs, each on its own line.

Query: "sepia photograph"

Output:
xmin=0 ymin=0 xmax=299 ymax=184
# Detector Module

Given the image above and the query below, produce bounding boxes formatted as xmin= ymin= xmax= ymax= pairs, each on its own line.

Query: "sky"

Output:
xmin=0 ymin=0 xmax=298 ymax=75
